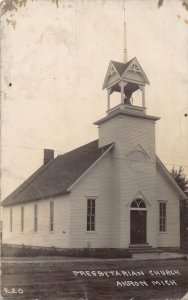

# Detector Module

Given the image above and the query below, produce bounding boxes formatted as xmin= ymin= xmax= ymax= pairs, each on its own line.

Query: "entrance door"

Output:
xmin=130 ymin=210 xmax=146 ymax=244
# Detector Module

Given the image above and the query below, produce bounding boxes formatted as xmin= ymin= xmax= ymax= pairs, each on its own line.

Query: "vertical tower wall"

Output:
xmin=96 ymin=110 xmax=159 ymax=247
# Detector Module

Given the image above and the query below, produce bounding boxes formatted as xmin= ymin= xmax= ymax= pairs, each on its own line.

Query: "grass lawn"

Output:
xmin=1 ymin=258 xmax=188 ymax=300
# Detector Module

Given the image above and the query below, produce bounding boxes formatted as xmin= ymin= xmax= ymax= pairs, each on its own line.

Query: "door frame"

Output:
xmin=130 ymin=207 xmax=147 ymax=244
xmin=130 ymin=208 xmax=147 ymax=245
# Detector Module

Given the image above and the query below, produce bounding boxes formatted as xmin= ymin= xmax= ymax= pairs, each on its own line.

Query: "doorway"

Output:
xmin=130 ymin=198 xmax=147 ymax=244
xmin=130 ymin=210 xmax=147 ymax=244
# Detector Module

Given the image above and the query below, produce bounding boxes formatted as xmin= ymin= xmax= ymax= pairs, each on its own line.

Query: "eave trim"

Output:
xmin=156 ymin=156 xmax=187 ymax=200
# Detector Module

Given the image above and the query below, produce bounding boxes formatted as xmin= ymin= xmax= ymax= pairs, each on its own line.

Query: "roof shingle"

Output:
xmin=111 ymin=59 xmax=134 ymax=76
xmin=1 ymin=140 xmax=113 ymax=207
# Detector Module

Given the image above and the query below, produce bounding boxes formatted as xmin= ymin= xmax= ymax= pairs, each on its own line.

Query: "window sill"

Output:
xmin=158 ymin=231 xmax=168 ymax=234
xmin=86 ymin=231 xmax=97 ymax=234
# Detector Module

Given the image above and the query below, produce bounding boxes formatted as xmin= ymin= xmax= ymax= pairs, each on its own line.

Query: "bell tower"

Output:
xmin=94 ymin=2 xmax=161 ymax=249
xmin=102 ymin=57 xmax=149 ymax=113
xmin=94 ymin=58 xmax=160 ymax=248
xmin=95 ymin=58 xmax=159 ymax=149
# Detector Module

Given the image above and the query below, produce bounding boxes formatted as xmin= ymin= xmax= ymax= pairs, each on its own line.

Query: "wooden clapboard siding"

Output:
xmin=156 ymin=165 xmax=180 ymax=247
xmin=97 ymin=112 xmax=158 ymax=248
xmin=2 ymin=195 xmax=70 ymax=248
xmin=69 ymin=152 xmax=114 ymax=248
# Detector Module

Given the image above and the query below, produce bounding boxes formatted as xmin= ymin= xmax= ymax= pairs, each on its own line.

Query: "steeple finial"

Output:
xmin=123 ymin=0 xmax=128 ymax=63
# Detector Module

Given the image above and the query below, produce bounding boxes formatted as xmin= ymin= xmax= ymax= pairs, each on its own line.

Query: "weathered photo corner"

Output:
xmin=0 ymin=0 xmax=188 ymax=299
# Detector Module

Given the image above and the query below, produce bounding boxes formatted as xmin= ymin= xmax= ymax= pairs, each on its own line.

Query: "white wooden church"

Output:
xmin=2 ymin=57 xmax=187 ymax=250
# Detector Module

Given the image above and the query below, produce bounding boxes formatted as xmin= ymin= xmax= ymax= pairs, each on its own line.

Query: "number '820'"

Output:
xmin=3 ymin=287 xmax=24 ymax=294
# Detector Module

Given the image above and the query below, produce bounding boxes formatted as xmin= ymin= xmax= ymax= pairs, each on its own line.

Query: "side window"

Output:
xmin=159 ymin=202 xmax=166 ymax=232
xmin=34 ymin=204 xmax=38 ymax=232
xmin=10 ymin=207 xmax=13 ymax=232
xmin=50 ymin=201 xmax=54 ymax=232
xmin=87 ymin=199 xmax=95 ymax=231
xmin=21 ymin=206 xmax=24 ymax=232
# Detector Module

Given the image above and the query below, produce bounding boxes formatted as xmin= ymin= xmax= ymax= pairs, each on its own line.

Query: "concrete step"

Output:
xmin=128 ymin=244 xmax=159 ymax=254
xmin=130 ymin=249 xmax=164 ymax=254
xmin=132 ymin=252 xmax=187 ymax=260
xmin=129 ymin=243 xmax=152 ymax=249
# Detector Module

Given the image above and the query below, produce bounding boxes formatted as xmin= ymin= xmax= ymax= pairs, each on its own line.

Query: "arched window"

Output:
xmin=131 ymin=198 xmax=146 ymax=209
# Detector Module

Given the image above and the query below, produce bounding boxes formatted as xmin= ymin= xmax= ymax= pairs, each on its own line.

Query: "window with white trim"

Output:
xmin=159 ymin=202 xmax=166 ymax=232
xmin=87 ymin=199 xmax=95 ymax=231
xmin=34 ymin=204 xmax=38 ymax=232
xmin=10 ymin=207 xmax=13 ymax=232
xmin=21 ymin=206 xmax=24 ymax=232
xmin=50 ymin=201 xmax=54 ymax=232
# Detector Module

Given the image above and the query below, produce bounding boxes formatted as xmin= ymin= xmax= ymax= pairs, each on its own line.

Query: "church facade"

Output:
xmin=2 ymin=57 xmax=186 ymax=250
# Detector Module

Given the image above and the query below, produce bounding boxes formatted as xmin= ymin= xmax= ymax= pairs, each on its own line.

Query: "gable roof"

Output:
xmin=102 ymin=59 xmax=133 ymax=89
xmin=102 ymin=57 xmax=150 ymax=90
xmin=111 ymin=59 xmax=133 ymax=76
xmin=121 ymin=57 xmax=150 ymax=85
xmin=1 ymin=140 xmax=114 ymax=207
xmin=156 ymin=156 xmax=187 ymax=200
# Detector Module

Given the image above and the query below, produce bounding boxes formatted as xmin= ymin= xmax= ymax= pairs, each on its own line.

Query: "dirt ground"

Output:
xmin=1 ymin=258 xmax=188 ymax=300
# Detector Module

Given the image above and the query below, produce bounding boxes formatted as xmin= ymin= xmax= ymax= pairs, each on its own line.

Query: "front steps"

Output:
xmin=128 ymin=244 xmax=186 ymax=260
xmin=131 ymin=252 xmax=186 ymax=260
xmin=129 ymin=244 xmax=163 ymax=253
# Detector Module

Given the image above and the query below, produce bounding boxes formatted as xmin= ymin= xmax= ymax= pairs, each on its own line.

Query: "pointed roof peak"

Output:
xmin=111 ymin=58 xmax=134 ymax=75
xmin=102 ymin=57 xmax=135 ymax=90
xmin=103 ymin=57 xmax=149 ymax=90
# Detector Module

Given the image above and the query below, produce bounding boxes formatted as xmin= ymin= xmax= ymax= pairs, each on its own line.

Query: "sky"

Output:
xmin=1 ymin=0 xmax=188 ymax=200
